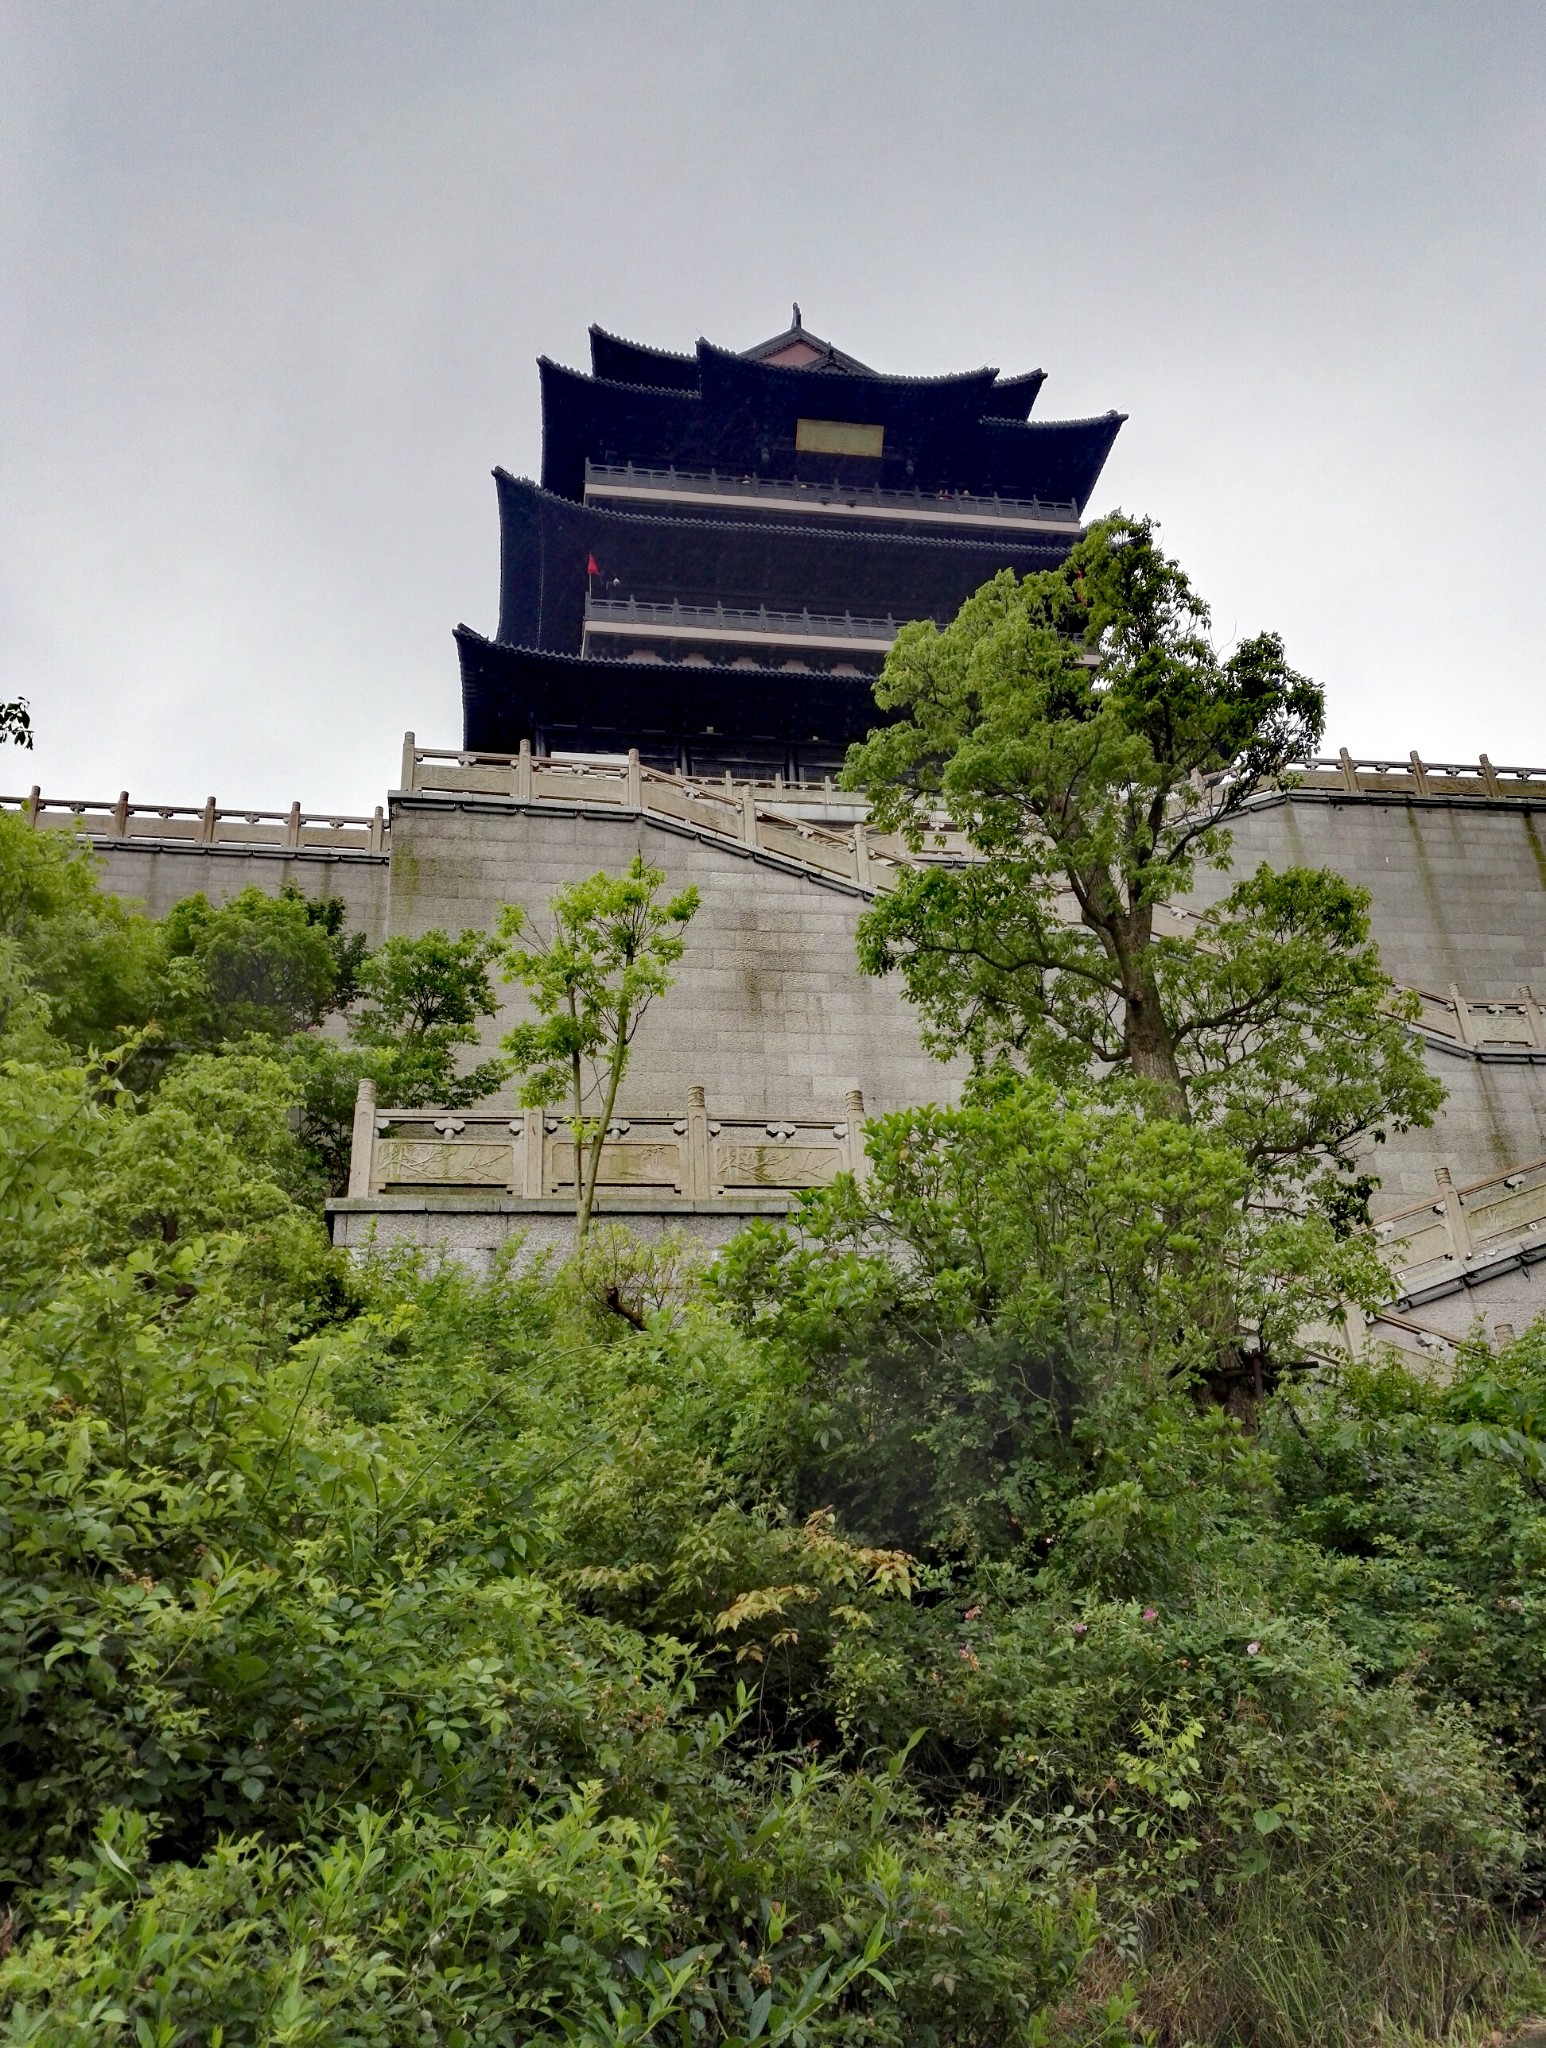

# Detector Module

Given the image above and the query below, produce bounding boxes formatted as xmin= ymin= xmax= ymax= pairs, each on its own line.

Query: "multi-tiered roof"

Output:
xmin=457 ymin=312 xmax=1124 ymax=777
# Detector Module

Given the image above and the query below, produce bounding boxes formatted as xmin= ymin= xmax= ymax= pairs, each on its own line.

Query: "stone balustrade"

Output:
xmin=343 ymin=1074 xmax=1546 ymax=1327
xmin=1273 ymin=751 xmax=1546 ymax=802
xmin=11 ymin=735 xmax=1542 ymax=885
xmin=401 ymin=734 xmax=938 ymax=887
xmin=0 ymin=787 xmax=386 ymax=854
xmin=1376 ymin=1155 xmax=1546 ymax=1297
xmin=1361 ymin=1154 xmax=1546 ymax=1363
xmin=346 ymin=1080 xmax=870 ymax=1204
xmin=405 ymin=735 xmax=1546 ymax=816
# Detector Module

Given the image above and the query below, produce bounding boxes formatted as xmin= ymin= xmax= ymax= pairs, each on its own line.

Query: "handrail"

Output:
xmin=404 ymin=736 xmax=929 ymax=888
xmin=0 ymin=787 xmax=387 ymax=854
xmin=407 ymin=736 xmax=1546 ymax=810
xmin=1220 ymin=749 xmax=1546 ymax=801
xmin=583 ymin=460 xmax=1082 ymax=531
xmin=582 ymin=595 xmax=898 ymax=646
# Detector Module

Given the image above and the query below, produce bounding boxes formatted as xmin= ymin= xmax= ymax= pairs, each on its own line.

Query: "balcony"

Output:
xmin=584 ymin=461 xmax=1081 ymax=535
xmin=581 ymin=595 xmax=899 ymax=659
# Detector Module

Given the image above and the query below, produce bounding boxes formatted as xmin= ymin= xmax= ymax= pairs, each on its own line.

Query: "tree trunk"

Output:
xmin=578 ymin=1005 xmax=630 ymax=1249
xmin=1122 ymin=979 xmax=1190 ymax=1117
xmin=569 ymin=1050 xmax=587 ymax=1250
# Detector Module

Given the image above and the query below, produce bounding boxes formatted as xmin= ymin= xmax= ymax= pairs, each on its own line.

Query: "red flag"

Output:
xmin=586 ymin=553 xmax=600 ymax=577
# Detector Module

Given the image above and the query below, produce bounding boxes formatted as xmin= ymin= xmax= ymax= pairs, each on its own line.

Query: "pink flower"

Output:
xmin=1142 ymin=1608 xmax=1158 ymax=1622
xmin=1247 ymin=1641 xmax=1261 ymax=1656
xmin=1072 ymin=1622 xmax=1089 ymax=1635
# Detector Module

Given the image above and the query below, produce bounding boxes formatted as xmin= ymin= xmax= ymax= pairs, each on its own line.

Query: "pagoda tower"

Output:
xmin=456 ymin=311 xmax=1125 ymax=779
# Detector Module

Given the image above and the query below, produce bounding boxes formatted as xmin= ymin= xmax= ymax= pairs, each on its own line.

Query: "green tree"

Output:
xmin=0 ymin=697 xmax=32 ymax=750
xmin=716 ymin=1076 xmax=1390 ymax=1556
xmin=498 ymin=856 xmax=699 ymax=1246
xmin=846 ymin=517 xmax=1439 ymax=1216
xmin=283 ymin=927 xmax=510 ymax=1192
xmin=0 ymin=807 xmax=158 ymax=1054
xmin=156 ymin=884 xmax=355 ymax=1045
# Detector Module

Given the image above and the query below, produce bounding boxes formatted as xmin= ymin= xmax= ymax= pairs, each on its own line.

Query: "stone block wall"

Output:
xmin=1181 ymin=793 xmax=1546 ymax=1206
xmin=1187 ymin=796 xmax=1546 ymax=999
xmin=94 ymin=841 xmax=391 ymax=938
xmin=61 ymin=778 xmax=1546 ymax=1222
xmin=385 ymin=793 xmax=961 ymax=1123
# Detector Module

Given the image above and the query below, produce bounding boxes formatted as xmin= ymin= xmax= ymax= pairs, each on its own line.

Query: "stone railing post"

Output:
xmin=369 ymin=805 xmax=385 ymax=851
xmin=626 ymin=746 xmax=643 ymax=809
xmin=1337 ymin=748 xmax=1359 ymax=794
xmin=686 ymin=1084 xmax=711 ymax=1197
xmin=852 ymin=818 xmax=871 ymax=889
xmin=1409 ymin=750 xmax=1431 ymax=795
xmin=514 ymin=738 xmax=533 ymax=801
xmin=24 ymin=786 xmax=40 ymax=827
xmin=521 ymin=1107 xmax=545 ymax=1196
xmin=1480 ymin=753 xmax=1502 ymax=797
xmin=1434 ymin=1165 xmax=1471 ymax=1261
xmin=200 ymin=797 xmax=217 ymax=845
xmin=843 ymin=1087 xmax=869 ymax=1184
xmin=112 ymin=791 xmax=129 ymax=840
xmin=741 ymin=787 xmax=758 ymax=847
xmin=285 ymin=801 xmax=302 ymax=849
xmin=1447 ymin=983 xmax=1474 ymax=1049
xmin=347 ymin=1079 xmax=377 ymax=1199
xmin=400 ymin=731 xmax=417 ymax=794
xmin=1520 ymin=986 xmax=1546 ymax=1051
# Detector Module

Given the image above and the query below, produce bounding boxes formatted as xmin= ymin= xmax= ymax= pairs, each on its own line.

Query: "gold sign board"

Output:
xmin=795 ymin=418 xmax=884 ymax=459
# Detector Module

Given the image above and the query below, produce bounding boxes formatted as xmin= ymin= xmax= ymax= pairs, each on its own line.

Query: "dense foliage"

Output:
xmin=844 ymin=517 xmax=1441 ymax=1228
xmin=0 ymin=761 xmax=1542 ymax=2044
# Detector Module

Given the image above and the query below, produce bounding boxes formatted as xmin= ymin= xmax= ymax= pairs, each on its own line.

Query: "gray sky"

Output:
xmin=3 ymin=1 xmax=1544 ymax=814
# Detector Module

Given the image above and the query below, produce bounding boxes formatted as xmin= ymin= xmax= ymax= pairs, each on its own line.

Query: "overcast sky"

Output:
xmin=3 ymin=2 xmax=1543 ymax=813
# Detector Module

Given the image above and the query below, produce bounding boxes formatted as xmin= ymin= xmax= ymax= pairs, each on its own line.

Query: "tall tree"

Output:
xmin=498 ymin=856 xmax=699 ymax=1247
xmin=845 ymin=515 xmax=1439 ymax=1214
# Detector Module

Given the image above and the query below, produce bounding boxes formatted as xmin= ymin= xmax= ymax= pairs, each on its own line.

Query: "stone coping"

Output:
xmin=326 ymin=1192 xmax=795 ymax=1217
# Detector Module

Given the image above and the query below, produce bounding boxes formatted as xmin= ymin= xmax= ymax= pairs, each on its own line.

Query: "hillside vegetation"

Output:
xmin=3 ymin=524 xmax=1546 ymax=2045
